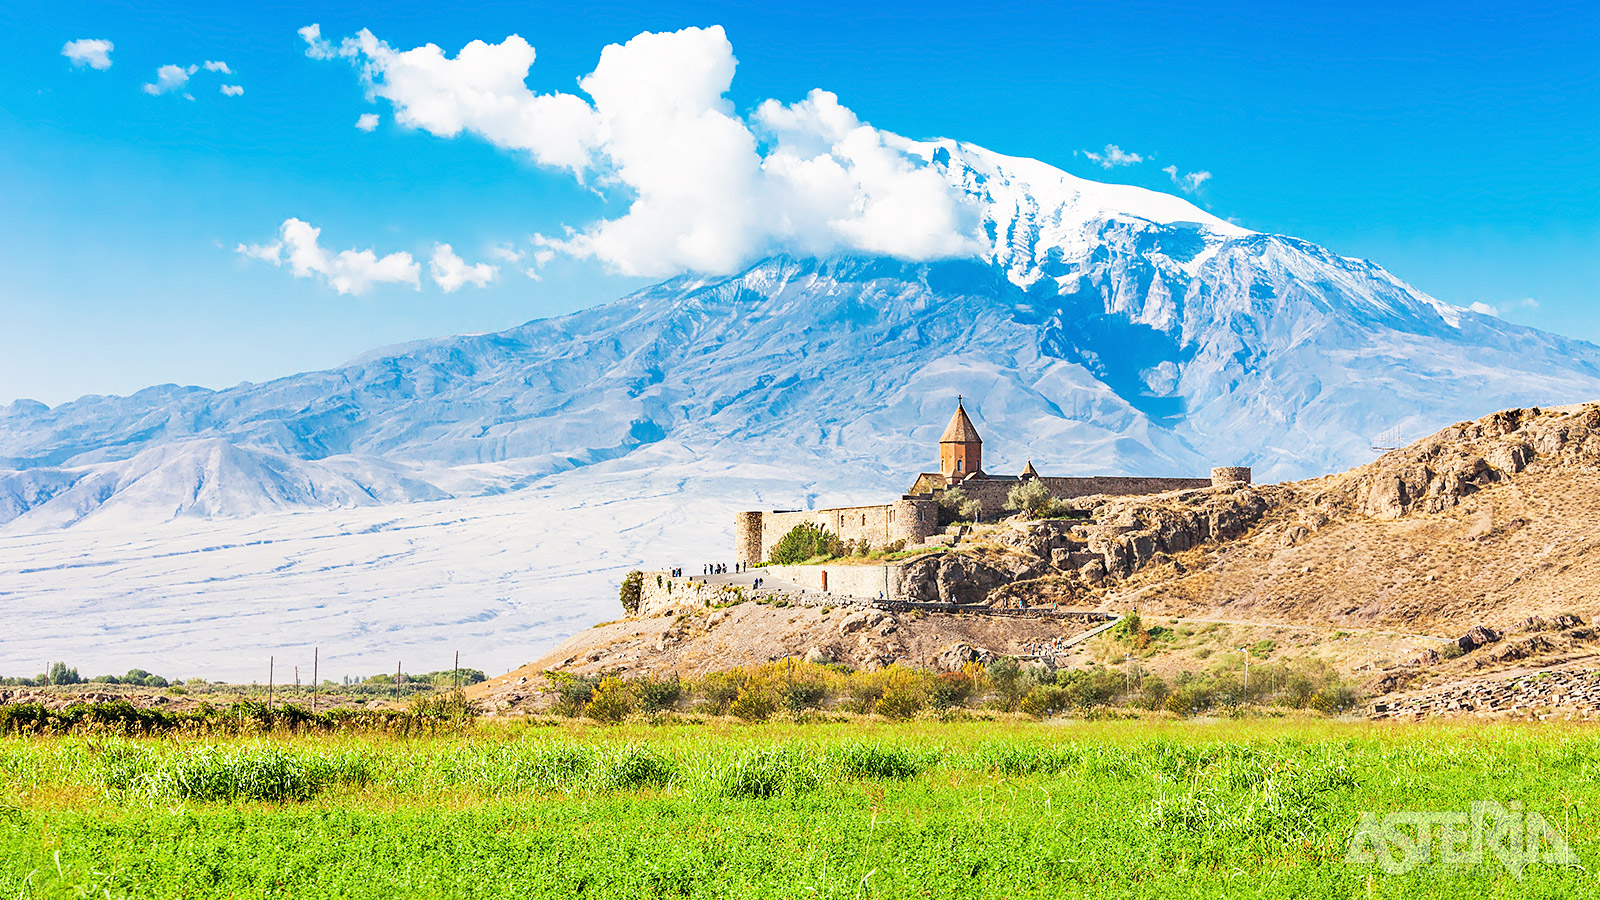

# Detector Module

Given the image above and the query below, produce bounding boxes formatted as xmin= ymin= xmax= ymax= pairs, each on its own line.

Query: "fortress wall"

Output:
xmin=1038 ymin=476 xmax=1216 ymax=499
xmin=748 ymin=500 xmax=937 ymax=563
xmin=955 ymin=476 xmax=1219 ymax=519
xmin=761 ymin=563 xmax=907 ymax=601
xmin=638 ymin=571 xmax=744 ymax=617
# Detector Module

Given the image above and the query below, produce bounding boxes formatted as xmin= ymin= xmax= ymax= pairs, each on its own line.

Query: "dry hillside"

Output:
xmin=476 ymin=403 xmax=1600 ymax=717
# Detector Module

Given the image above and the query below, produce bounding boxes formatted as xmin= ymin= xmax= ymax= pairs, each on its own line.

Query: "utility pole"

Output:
xmin=453 ymin=650 xmax=460 ymax=694
xmin=312 ymin=647 xmax=319 ymax=715
xmin=268 ymin=656 xmax=274 ymax=712
xmin=1125 ymin=653 xmax=1133 ymax=695
xmin=1238 ymin=647 xmax=1250 ymax=699
xmin=395 ymin=661 xmax=402 ymax=702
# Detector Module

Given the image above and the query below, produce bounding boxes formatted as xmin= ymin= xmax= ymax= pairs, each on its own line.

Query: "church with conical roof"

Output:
xmin=733 ymin=399 xmax=1249 ymax=566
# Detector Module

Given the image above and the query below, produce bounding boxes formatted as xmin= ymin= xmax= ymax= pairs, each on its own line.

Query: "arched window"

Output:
xmin=957 ymin=459 xmax=964 ymax=472
xmin=862 ymin=514 xmax=867 ymax=526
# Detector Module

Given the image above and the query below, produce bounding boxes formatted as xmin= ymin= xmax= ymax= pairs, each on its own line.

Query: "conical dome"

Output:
xmin=940 ymin=402 xmax=982 ymax=444
xmin=1022 ymin=459 xmax=1039 ymax=478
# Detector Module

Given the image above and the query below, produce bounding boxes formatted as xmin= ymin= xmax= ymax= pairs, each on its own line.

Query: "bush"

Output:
xmin=729 ymin=687 xmax=777 ymax=722
xmin=619 ymin=570 xmax=644 ymax=616
xmin=696 ymin=673 xmax=741 ymax=715
xmin=632 ymin=675 xmax=683 ymax=713
xmin=875 ymin=687 xmax=923 ymax=720
xmin=781 ymin=680 xmax=827 ymax=711
xmin=584 ymin=677 xmax=634 ymax=723
xmin=985 ymin=658 xmax=1025 ymax=711
xmin=1019 ymin=685 xmax=1072 ymax=719
xmin=1116 ymin=612 xmax=1151 ymax=650
xmin=927 ymin=671 xmax=974 ymax=710
xmin=936 ymin=487 xmax=969 ymax=525
xmin=768 ymin=523 xmax=843 ymax=565
xmin=547 ymin=674 xmax=597 ymax=718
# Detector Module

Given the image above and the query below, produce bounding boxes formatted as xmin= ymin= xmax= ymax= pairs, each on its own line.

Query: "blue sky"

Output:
xmin=2 ymin=0 xmax=1596 ymax=406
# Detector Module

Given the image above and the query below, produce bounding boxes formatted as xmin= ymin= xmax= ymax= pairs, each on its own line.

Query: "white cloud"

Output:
xmin=221 ymin=84 xmax=244 ymax=97
xmin=355 ymin=112 xmax=380 ymax=131
xmin=305 ymin=24 xmax=981 ymax=277
xmin=203 ymin=60 xmax=233 ymax=74
xmin=236 ymin=218 xmax=420 ymax=295
xmin=299 ymin=24 xmax=338 ymax=60
xmin=1162 ymin=165 xmax=1212 ymax=194
xmin=1080 ymin=144 xmax=1144 ymax=169
xmin=62 ymin=39 xmax=114 ymax=70
xmin=144 ymin=64 xmax=198 ymax=96
xmin=1468 ymin=297 xmax=1537 ymax=318
xmin=429 ymin=243 xmax=498 ymax=291
xmin=489 ymin=243 xmax=525 ymax=263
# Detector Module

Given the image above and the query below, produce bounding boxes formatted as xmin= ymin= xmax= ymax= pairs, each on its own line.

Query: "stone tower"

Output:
xmin=939 ymin=400 xmax=982 ymax=482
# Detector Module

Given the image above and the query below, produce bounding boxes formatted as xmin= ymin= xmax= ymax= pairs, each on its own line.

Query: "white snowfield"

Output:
xmin=4 ymin=142 xmax=1599 ymax=679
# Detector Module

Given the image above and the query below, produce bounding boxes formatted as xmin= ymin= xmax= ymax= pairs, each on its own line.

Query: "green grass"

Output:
xmin=1 ymin=720 xmax=1597 ymax=898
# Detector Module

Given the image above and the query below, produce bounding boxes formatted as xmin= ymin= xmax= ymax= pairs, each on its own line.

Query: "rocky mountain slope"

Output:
xmin=5 ymin=144 xmax=1600 ymax=533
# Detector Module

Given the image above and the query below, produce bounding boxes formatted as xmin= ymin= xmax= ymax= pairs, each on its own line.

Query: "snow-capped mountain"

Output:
xmin=4 ymin=142 xmax=1599 ymax=534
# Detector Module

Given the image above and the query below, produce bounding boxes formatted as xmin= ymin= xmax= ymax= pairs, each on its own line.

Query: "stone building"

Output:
xmin=734 ymin=401 xmax=1250 ymax=565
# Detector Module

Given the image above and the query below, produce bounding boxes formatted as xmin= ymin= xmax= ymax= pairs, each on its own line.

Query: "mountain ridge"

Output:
xmin=4 ymin=142 xmax=1599 ymax=533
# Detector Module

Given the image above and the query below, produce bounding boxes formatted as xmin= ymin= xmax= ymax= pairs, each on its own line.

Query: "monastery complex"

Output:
xmin=735 ymin=402 xmax=1250 ymax=566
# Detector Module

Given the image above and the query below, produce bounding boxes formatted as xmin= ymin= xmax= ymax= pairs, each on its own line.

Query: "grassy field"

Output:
xmin=1 ymin=718 xmax=1596 ymax=898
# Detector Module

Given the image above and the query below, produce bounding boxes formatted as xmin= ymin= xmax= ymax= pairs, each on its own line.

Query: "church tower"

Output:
xmin=939 ymin=400 xmax=983 ymax=483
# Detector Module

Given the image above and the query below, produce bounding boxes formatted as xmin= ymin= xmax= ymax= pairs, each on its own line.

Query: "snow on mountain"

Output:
xmin=5 ymin=140 xmax=1600 ymax=676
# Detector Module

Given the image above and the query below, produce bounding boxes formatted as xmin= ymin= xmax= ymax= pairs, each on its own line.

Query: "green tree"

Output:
xmin=45 ymin=662 xmax=82 ymax=686
xmin=1004 ymin=479 xmax=1051 ymax=518
xmin=936 ymin=487 xmax=970 ymax=525
xmin=768 ymin=522 xmax=842 ymax=565
xmin=619 ymin=570 xmax=644 ymax=616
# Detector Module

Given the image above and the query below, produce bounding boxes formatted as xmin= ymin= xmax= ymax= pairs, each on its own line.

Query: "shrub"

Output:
xmin=985 ymin=658 xmax=1025 ymax=711
xmin=1019 ymin=685 xmax=1072 ymax=719
xmin=729 ymin=687 xmax=777 ymax=722
xmin=632 ymin=675 xmax=683 ymax=713
xmin=874 ymin=686 xmax=923 ymax=720
xmin=842 ymin=679 xmax=885 ymax=715
xmin=781 ymin=680 xmax=827 ymax=712
xmin=619 ymin=570 xmax=644 ymax=616
xmin=927 ymin=671 xmax=974 ymax=710
xmin=1115 ymin=612 xmax=1151 ymax=650
xmin=696 ymin=673 xmax=741 ymax=715
xmin=547 ymin=673 xmax=597 ymax=718
xmin=584 ymin=677 xmax=634 ymax=723
xmin=768 ymin=523 xmax=843 ymax=564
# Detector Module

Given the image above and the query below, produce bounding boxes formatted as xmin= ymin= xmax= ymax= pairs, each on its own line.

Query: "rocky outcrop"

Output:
xmin=898 ymin=553 xmax=1014 ymax=604
xmin=1331 ymin=405 xmax=1600 ymax=520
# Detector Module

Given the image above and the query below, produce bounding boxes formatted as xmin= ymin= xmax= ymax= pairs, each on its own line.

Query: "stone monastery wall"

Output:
xmin=736 ymin=499 xmax=938 ymax=566
xmin=957 ymin=475 xmax=1216 ymax=518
